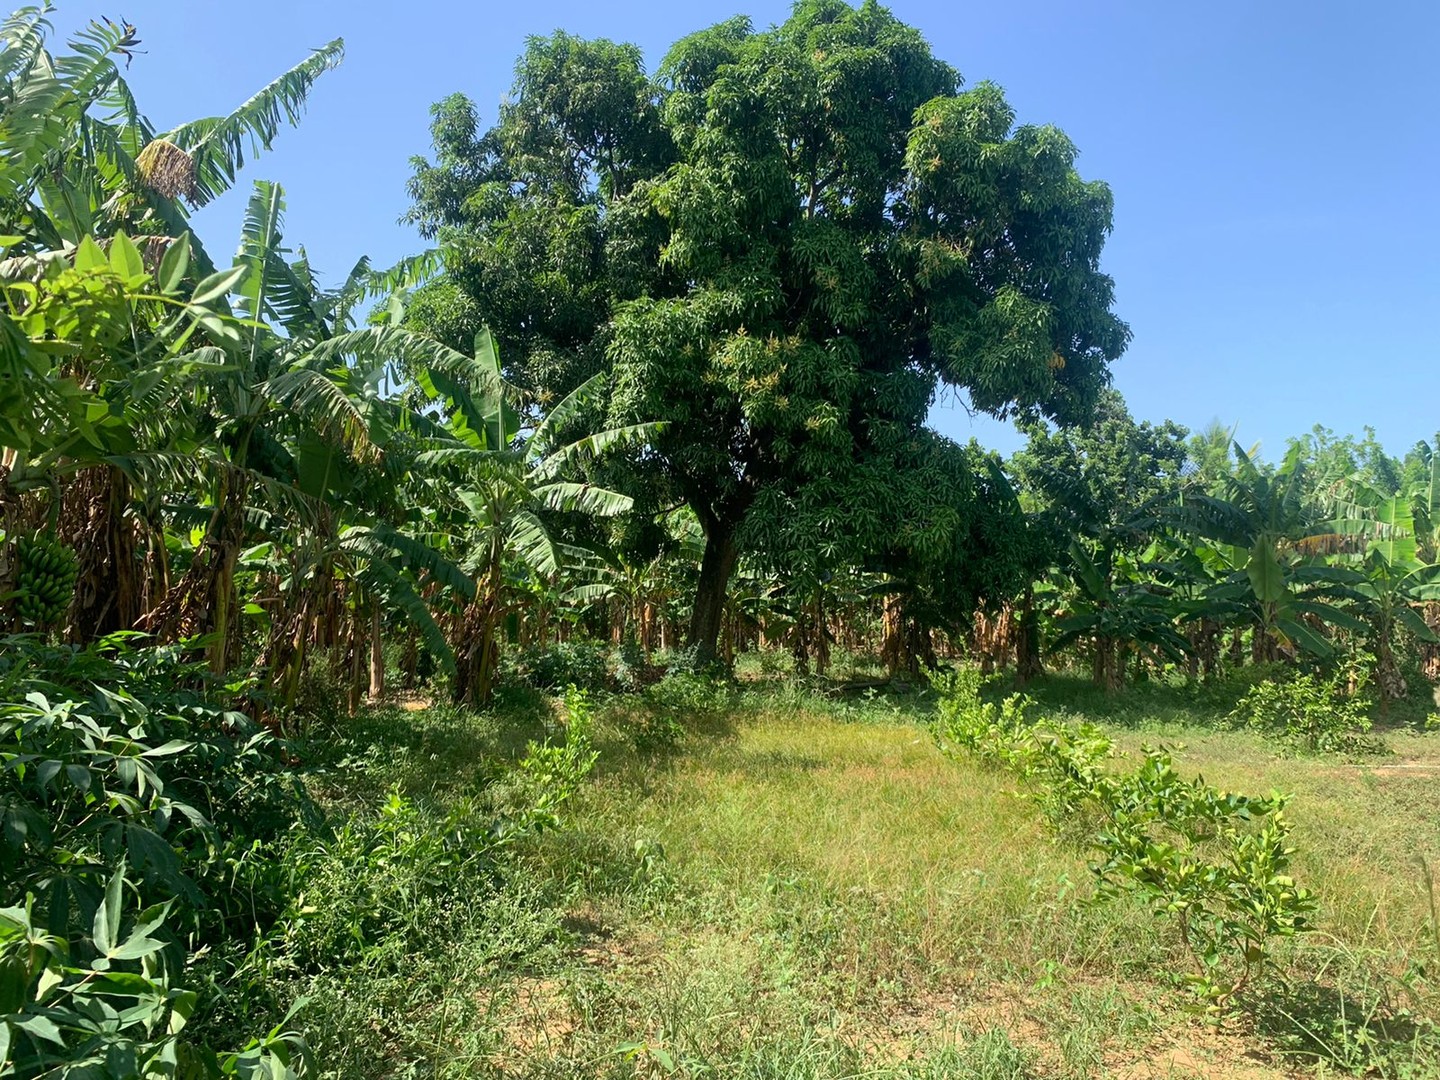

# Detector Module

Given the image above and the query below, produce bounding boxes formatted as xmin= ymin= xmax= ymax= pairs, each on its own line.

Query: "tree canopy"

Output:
xmin=406 ymin=0 xmax=1130 ymax=658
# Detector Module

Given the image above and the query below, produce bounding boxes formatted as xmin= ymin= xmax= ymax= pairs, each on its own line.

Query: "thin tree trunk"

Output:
xmin=347 ymin=607 xmax=365 ymax=716
xmin=369 ymin=606 xmax=384 ymax=702
xmin=813 ymin=591 xmax=830 ymax=676
xmin=454 ymin=545 xmax=505 ymax=706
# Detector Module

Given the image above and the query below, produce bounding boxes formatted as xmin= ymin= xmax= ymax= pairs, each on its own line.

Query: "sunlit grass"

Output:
xmin=301 ymin=677 xmax=1440 ymax=1077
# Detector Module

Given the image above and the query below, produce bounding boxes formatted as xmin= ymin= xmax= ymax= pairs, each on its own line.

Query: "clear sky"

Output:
xmin=51 ymin=1 xmax=1440 ymax=459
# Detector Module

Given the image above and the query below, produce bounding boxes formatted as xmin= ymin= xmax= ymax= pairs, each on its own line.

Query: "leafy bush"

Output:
xmin=627 ymin=708 xmax=687 ymax=753
xmin=643 ymin=671 xmax=732 ymax=722
xmin=510 ymin=685 xmax=600 ymax=831
xmin=0 ymin=635 xmax=314 ymax=1075
xmin=507 ymin=641 xmax=612 ymax=693
xmin=659 ymin=644 xmax=729 ymax=680
xmin=935 ymin=669 xmax=1315 ymax=1011
xmin=1227 ymin=669 xmax=1378 ymax=754
xmin=1091 ymin=751 xmax=1312 ymax=1008
xmin=608 ymin=641 xmax=649 ymax=693
xmin=0 ymin=875 xmax=310 ymax=1078
xmin=621 ymin=672 xmax=734 ymax=752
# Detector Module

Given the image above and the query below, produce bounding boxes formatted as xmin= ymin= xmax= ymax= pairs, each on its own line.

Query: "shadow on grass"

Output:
xmin=294 ymin=685 xmax=559 ymax=811
xmin=1246 ymin=977 xmax=1438 ymax=1075
xmin=998 ymin=672 xmax=1248 ymax=731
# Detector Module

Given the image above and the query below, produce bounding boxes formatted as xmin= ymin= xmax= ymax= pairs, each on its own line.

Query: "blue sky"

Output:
xmin=52 ymin=1 xmax=1440 ymax=458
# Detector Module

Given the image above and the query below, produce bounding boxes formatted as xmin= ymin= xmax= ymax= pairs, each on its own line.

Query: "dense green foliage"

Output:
xmin=1 ymin=3 xmax=1438 ymax=1076
xmin=405 ymin=0 xmax=1129 ymax=658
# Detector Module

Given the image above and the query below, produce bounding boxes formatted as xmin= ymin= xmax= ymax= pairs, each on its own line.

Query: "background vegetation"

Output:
xmin=1 ymin=4 xmax=1437 ymax=1076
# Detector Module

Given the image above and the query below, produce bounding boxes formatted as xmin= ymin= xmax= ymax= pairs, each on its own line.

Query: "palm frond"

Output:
xmin=234 ymin=180 xmax=329 ymax=340
xmin=262 ymin=366 xmax=378 ymax=463
xmin=533 ymin=481 xmax=634 ymax=518
xmin=343 ymin=542 xmax=456 ymax=677
xmin=531 ymin=422 xmax=662 ymax=481
xmin=510 ymin=510 xmax=563 ymax=577
xmin=341 ymin=523 xmax=476 ymax=603
xmin=0 ymin=6 xmax=51 ymax=84
xmin=163 ymin=39 xmax=344 ymax=206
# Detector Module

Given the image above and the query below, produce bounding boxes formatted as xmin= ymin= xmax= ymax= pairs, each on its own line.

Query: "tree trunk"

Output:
xmin=64 ymin=466 xmax=140 ymax=643
xmin=1420 ymin=602 xmax=1440 ymax=683
xmin=1373 ymin=615 xmax=1406 ymax=704
xmin=882 ymin=595 xmax=934 ymax=681
xmin=640 ymin=601 xmax=656 ymax=660
xmin=368 ymin=607 xmax=385 ymax=702
xmin=1092 ymin=635 xmax=1122 ymax=692
xmin=688 ymin=520 xmax=738 ymax=665
xmin=812 ymin=591 xmax=830 ymax=676
xmin=1016 ymin=588 xmax=1044 ymax=686
xmin=882 ymin=594 xmax=906 ymax=677
xmin=139 ymin=468 xmax=247 ymax=675
xmin=346 ymin=607 xmax=365 ymax=717
xmin=453 ymin=546 xmax=505 ymax=707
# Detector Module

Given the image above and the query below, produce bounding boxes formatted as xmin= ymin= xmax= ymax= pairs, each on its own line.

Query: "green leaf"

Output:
xmin=190 ymin=264 xmax=247 ymax=306
xmin=1396 ymin=604 xmax=1440 ymax=643
xmin=1067 ymin=540 xmax=1108 ymax=602
xmin=169 ymin=988 xmax=198 ymax=1034
xmin=158 ymin=233 xmax=192 ymax=295
xmin=93 ymin=866 xmax=125 ymax=956
xmin=1276 ymin=617 xmax=1335 ymax=659
xmin=108 ymin=232 xmax=145 ymax=279
xmin=74 ymin=235 xmax=107 ymax=271
xmin=14 ymin=1012 xmax=62 ymax=1047
xmin=163 ymin=39 xmax=345 ymax=206
xmin=1245 ymin=540 xmax=1287 ymax=605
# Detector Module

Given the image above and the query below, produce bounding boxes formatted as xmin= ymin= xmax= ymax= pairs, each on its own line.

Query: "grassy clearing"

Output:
xmin=293 ymin=677 xmax=1440 ymax=1078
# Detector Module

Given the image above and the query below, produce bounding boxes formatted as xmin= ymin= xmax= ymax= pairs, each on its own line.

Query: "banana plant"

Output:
xmin=0 ymin=7 xmax=342 ymax=267
xmin=1179 ymin=443 xmax=1362 ymax=661
xmin=1324 ymin=471 xmax=1440 ymax=699
xmin=419 ymin=334 xmax=658 ymax=705
xmin=1051 ymin=539 xmax=1193 ymax=690
xmin=110 ymin=180 xmax=468 ymax=683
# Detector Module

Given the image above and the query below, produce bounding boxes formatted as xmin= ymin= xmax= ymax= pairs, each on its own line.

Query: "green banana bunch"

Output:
xmin=12 ymin=533 xmax=78 ymax=626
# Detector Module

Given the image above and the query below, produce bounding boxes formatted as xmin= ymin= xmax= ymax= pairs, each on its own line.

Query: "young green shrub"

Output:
xmin=511 ymin=685 xmax=600 ymax=832
xmin=628 ymin=707 xmax=687 ymax=754
xmin=645 ymin=672 xmax=733 ymax=721
xmin=1091 ymin=749 xmax=1313 ymax=1010
xmin=933 ymin=668 xmax=1036 ymax=770
xmin=1227 ymin=669 xmax=1378 ymax=754
xmin=934 ymin=674 xmax=1316 ymax=1013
